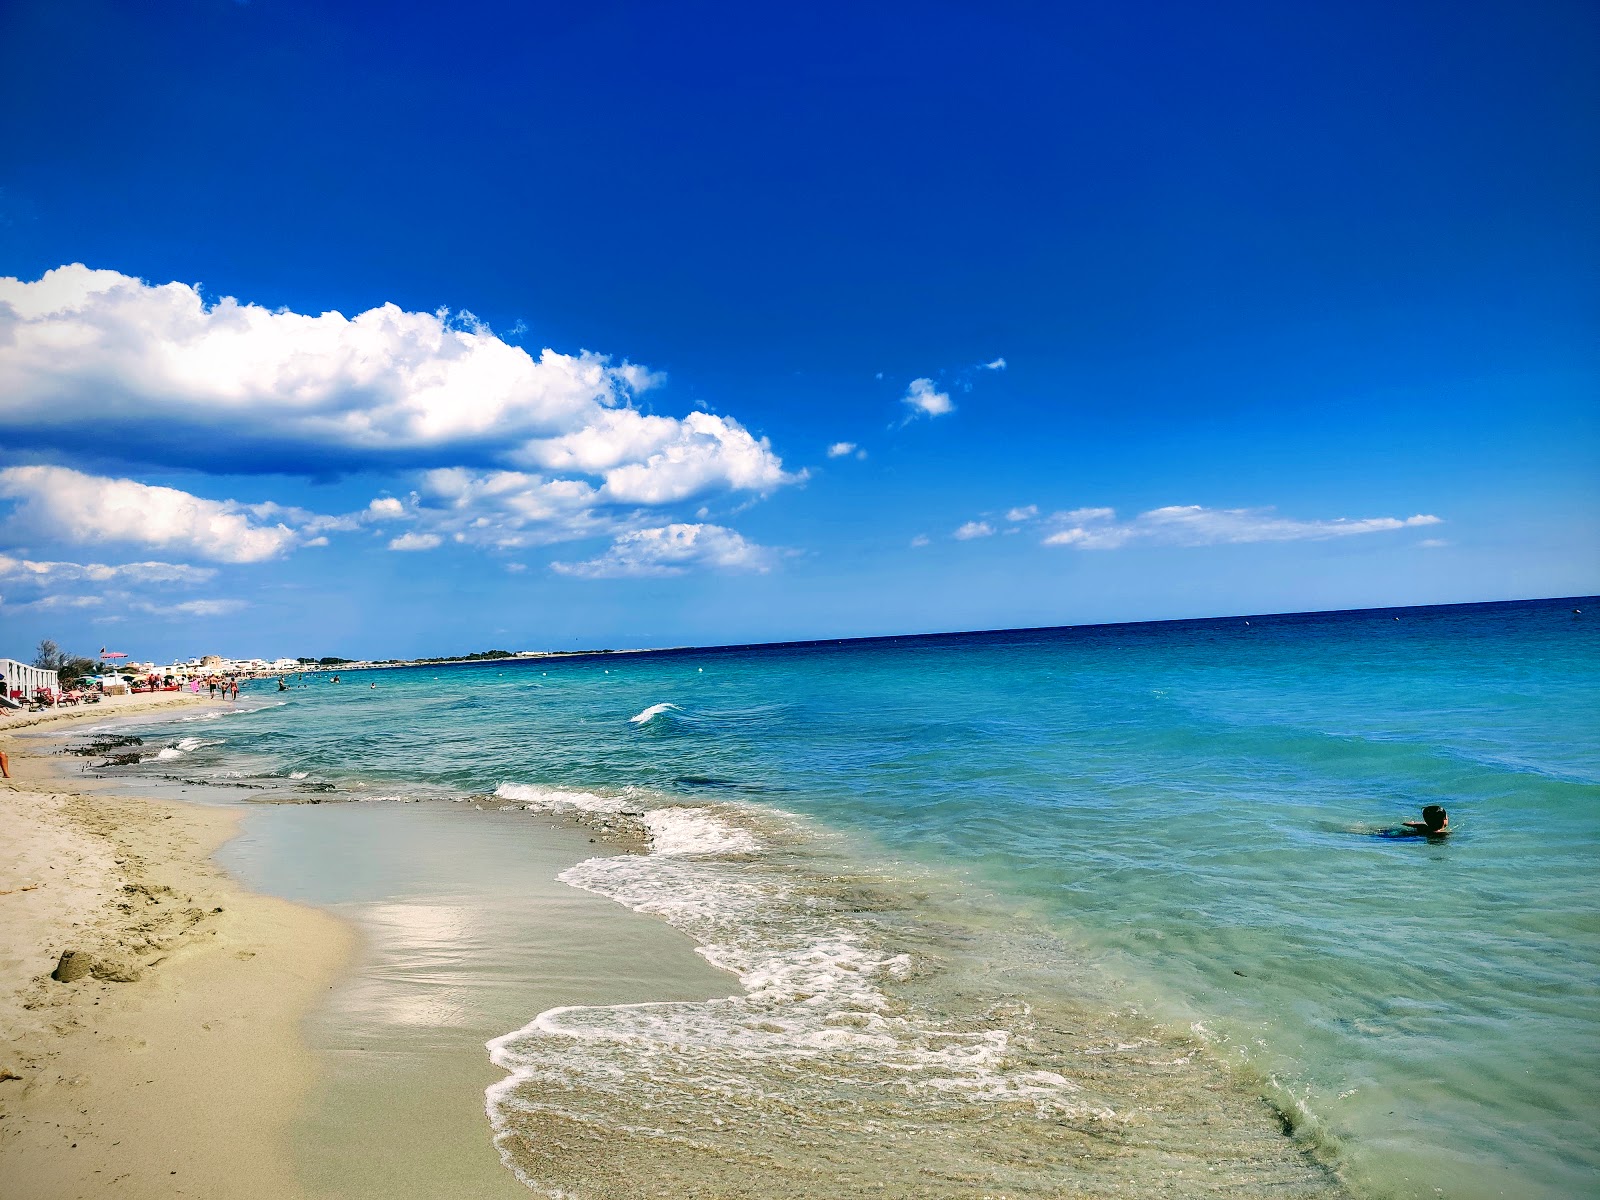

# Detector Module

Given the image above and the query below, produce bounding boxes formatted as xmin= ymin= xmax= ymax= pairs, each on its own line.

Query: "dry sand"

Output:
xmin=0 ymin=696 xmax=353 ymax=1198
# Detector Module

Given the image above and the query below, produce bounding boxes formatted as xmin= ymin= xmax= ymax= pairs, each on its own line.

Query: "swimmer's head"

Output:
xmin=1421 ymin=805 xmax=1447 ymax=831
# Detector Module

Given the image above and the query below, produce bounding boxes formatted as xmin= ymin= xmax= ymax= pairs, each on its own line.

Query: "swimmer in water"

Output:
xmin=1399 ymin=805 xmax=1449 ymax=837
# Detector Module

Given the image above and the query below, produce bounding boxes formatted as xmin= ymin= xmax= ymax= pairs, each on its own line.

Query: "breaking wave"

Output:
xmin=628 ymin=702 xmax=681 ymax=725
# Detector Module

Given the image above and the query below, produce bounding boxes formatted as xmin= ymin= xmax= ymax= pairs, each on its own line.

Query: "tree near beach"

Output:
xmin=33 ymin=639 xmax=103 ymax=685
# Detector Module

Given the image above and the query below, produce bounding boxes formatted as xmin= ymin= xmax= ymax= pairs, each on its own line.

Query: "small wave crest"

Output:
xmin=493 ymin=782 xmax=641 ymax=815
xmin=628 ymin=702 xmax=681 ymax=725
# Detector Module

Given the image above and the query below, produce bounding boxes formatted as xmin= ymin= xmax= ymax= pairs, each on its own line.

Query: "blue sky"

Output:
xmin=1 ymin=0 xmax=1595 ymax=660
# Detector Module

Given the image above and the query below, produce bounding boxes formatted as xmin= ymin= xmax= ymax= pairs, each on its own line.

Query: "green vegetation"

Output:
xmin=412 ymin=649 xmax=516 ymax=665
xmin=33 ymin=638 xmax=102 ymax=685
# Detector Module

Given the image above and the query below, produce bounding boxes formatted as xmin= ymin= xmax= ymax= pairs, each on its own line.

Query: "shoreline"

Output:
xmin=0 ymin=696 xmax=354 ymax=1199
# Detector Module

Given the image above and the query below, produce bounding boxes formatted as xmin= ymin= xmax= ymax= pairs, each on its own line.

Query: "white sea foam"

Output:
xmin=493 ymin=782 xmax=637 ymax=815
xmin=487 ymin=790 xmax=1101 ymax=1194
xmin=640 ymin=807 xmax=759 ymax=857
xmin=288 ymin=770 xmax=309 ymax=780
xmin=154 ymin=747 xmax=183 ymax=760
xmin=628 ymin=702 xmax=679 ymax=725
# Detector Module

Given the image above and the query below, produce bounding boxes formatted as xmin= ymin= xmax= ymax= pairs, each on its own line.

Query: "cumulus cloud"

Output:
xmin=910 ymin=534 xmax=930 ymax=548
xmin=0 ymin=266 xmax=796 ymax=508
xmin=1040 ymin=505 xmax=1443 ymax=550
xmin=366 ymin=496 xmax=407 ymax=519
xmin=0 ymin=466 xmax=302 ymax=562
xmin=591 ymin=412 xmax=799 ymax=505
xmin=1006 ymin=505 xmax=1038 ymax=522
xmin=982 ymin=357 xmax=1007 ymax=371
xmin=827 ymin=442 xmax=857 ymax=458
xmin=414 ymin=468 xmax=608 ymax=549
xmin=550 ymin=523 xmax=776 ymax=579
xmin=953 ymin=520 xmax=995 ymax=540
xmin=902 ymin=378 xmax=954 ymax=418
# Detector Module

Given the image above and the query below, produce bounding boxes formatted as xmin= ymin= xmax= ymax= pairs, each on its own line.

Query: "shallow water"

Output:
xmin=100 ymin=597 xmax=1599 ymax=1198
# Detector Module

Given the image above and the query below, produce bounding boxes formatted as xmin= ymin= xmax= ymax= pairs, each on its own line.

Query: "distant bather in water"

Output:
xmin=1376 ymin=805 xmax=1450 ymax=839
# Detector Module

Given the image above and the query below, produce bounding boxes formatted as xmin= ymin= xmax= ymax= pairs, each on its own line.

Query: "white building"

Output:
xmin=1 ymin=658 xmax=61 ymax=701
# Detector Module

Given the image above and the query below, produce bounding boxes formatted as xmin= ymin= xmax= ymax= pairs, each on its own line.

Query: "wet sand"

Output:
xmin=0 ymin=697 xmax=353 ymax=1198
xmin=220 ymin=800 xmax=735 ymax=1199
xmin=2 ymin=696 xmax=739 ymax=1198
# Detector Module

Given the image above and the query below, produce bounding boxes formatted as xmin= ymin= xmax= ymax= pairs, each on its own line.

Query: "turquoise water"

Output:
xmin=104 ymin=597 xmax=1598 ymax=1198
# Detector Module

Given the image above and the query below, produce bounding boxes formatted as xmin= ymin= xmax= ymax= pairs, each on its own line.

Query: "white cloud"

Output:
xmin=1053 ymin=506 xmax=1117 ymax=525
xmin=1418 ymin=538 xmax=1450 ymax=548
xmin=1040 ymin=505 xmax=1443 ymax=550
xmin=551 ymin=523 xmax=775 ymax=578
xmin=827 ymin=442 xmax=857 ymax=458
xmin=982 ymin=357 xmax=1007 ymax=371
xmin=415 ymin=468 xmax=609 ymax=549
xmin=591 ymin=412 xmax=800 ymax=505
xmin=910 ymin=534 xmax=930 ymax=548
xmin=131 ymin=598 xmax=246 ymax=618
xmin=388 ymin=531 xmax=443 ymax=551
xmin=1006 ymin=505 xmax=1038 ymax=522
xmin=0 ymin=593 xmax=107 ymax=612
xmin=0 ymin=266 xmax=797 ymax=510
xmin=0 ymin=465 xmax=301 ymax=562
xmin=366 ymin=496 xmax=407 ymax=519
xmin=953 ymin=520 xmax=995 ymax=540
xmin=903 ymin=378 xmax=954 ymax=418
xmin=0 ymin=553 xmax=216 ymax=587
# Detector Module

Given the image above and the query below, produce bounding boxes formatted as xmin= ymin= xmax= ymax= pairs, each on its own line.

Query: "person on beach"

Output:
xmin=1 ymin=748 xmax=10 ymax=779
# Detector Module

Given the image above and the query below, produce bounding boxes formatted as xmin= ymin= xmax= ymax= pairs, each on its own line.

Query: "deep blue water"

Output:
xmin=114 ymin=597 xmax=1599 ymax=1198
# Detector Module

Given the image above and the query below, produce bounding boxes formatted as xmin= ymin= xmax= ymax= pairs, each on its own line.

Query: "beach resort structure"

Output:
xmin=1 ymin=657 xmax=60 ymax=702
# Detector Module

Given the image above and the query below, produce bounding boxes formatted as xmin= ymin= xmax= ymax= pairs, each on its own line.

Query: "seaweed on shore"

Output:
xmin=62 ymin=734 xmax=144 ymax=756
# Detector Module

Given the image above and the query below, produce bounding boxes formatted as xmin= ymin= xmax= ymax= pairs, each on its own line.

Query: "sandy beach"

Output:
xmin=0 ymin=696 xmax=353 ymax=1199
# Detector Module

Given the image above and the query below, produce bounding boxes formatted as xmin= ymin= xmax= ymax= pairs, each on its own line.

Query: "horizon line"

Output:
xmin=371 ymin=593 xmax=1592 ymax=669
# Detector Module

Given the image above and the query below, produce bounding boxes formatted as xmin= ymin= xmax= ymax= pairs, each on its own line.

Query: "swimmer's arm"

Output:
xmin=1400 ymin=821 xmax=1449 ymax=835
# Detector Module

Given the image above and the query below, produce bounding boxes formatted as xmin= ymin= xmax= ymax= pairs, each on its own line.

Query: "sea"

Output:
xmin=66 ymin=597 xmax=1600 ymax=1199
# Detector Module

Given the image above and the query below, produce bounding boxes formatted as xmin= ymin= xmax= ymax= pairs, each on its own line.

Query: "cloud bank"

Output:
xmin=0 ymin=265 xmax=804 ymax=577
xmin=551 ymin=523 xmax=776 ymax=578
xmin=0 ymin=465 xmax=302 ymax=562
xmin=0 ymin=266 xmax=796 ymax=498
xmin=1039 ymin=505 xmax=1442 ymax=549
